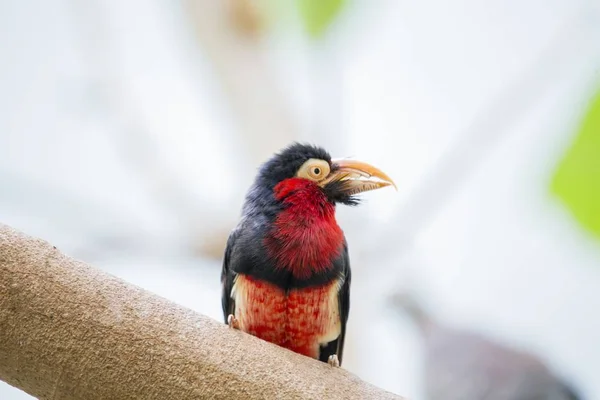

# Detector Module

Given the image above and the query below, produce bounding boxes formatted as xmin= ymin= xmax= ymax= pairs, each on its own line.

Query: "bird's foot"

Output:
xmin=227 ymin=314 xmax=240 ymax=329
xmin=327 ymin=354 xmax=340 ymax=367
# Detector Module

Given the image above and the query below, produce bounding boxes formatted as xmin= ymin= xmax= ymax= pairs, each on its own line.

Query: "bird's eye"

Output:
xmin=308 ymin=166 xmax=323 ymax=179
xmin=297 ymin=158 xmax=330 ymax=182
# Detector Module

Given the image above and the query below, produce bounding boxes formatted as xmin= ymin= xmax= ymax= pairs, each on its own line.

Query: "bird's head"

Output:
xmin=248 ymin=142 xmax=396 ymax=210
xmin=238 ymin=142 xmax=395 ymax=281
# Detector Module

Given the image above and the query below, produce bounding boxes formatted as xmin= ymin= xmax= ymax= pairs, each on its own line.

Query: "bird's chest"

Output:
xmin=264 ymin=207 xmax=344 ymax=279
xmin=232 ymin=274 xmax=341 ymax=358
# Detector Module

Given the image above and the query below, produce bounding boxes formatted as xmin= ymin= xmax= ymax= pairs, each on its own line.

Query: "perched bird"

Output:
xmin=390 ymin=291 xmax=583 ymax=400
xmin=221 ymin=143 xmax=395 ymax=366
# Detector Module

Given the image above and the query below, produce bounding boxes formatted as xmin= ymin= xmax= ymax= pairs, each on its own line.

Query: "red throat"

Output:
xmin=265 ymin=178 xmax=344 ymax=279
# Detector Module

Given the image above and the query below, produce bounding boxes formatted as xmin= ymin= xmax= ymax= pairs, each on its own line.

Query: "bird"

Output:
xmin=221 ymin=142 xmax=395 ymax=367
xmin=390 ymin=291 xmax=583 ymax=400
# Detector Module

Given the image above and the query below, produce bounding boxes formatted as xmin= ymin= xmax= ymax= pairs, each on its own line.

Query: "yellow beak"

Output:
xmin=320 ymin=158 xmax=396 ymax=195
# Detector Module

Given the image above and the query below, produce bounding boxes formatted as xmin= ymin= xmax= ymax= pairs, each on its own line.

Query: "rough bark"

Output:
xmin=0 ymin=224 xmax=403 ymax=400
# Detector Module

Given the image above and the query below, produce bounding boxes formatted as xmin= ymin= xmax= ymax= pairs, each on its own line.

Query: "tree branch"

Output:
xmin=0 ymin=224 xmax=403 ymax=400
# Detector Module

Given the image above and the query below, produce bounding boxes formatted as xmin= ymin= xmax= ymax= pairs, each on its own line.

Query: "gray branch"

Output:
xmin=0 ymin=224 xmax=404 ymax=400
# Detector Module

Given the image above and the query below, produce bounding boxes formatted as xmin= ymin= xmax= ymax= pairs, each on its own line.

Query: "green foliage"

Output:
xmin=551 ymin=87 xmax=600 ymax=238
xmin=296 ymin=0 xmax=346 ymax=38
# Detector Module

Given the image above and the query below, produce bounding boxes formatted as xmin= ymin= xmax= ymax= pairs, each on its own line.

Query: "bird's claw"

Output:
xmin=227 ymin=314 xmax=240 ymax=329
xmin=327 ymin=354 xmax=340 ymax=367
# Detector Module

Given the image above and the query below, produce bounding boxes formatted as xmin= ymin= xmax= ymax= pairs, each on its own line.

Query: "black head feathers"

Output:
xmin=255 ymin=142 xmax=332 ymax=189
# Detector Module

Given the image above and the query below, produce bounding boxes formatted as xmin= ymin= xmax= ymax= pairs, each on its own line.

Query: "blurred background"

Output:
xmin=1 ymin=0 xmax=600 ymax=399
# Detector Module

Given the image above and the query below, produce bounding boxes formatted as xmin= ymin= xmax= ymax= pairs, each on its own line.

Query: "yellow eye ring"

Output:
xmin=309 ymin=166 xmax=322 ymax=179
xmin=297 ymin=158 xmax=330 ymax=182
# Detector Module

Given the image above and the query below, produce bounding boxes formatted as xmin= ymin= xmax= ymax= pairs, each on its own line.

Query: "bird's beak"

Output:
xmin=320 ymin=158 xmax=397 ymax=195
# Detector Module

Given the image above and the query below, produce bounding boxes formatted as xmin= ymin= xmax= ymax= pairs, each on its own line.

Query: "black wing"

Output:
xmin=319 ymin=241 xmax=351 ymax=365
xmin=221 ymin=227 xmax=240 ymax=323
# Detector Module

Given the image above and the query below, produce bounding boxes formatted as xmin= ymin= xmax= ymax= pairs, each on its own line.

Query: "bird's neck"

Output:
xmin=265 ymin=179 xmax=344 ymax=280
